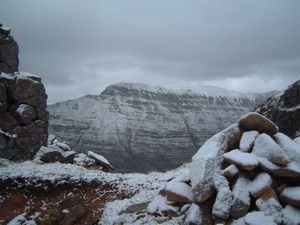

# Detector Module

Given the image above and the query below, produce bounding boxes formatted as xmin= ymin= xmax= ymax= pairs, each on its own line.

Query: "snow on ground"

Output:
xmin=7 ymin=212 xmax=40 ymax=225
xmin=244 ymin=211 xmax=276 ymax=225
xmin=0 ymin=161 xmax=188 ymax=193
xmin=0 ymin=160 xmax=190 ymax=224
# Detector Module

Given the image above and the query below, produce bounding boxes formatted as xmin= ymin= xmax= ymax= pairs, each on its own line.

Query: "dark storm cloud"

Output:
xmin=0 ymin=0 xmax=299 ymax=103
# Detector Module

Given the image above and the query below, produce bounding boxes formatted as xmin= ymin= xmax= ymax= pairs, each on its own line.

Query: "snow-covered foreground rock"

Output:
xmin=101 ymin=112 xmax=299 ymax=225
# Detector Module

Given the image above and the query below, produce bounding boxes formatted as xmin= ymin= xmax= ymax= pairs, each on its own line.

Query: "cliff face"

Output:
xmin=0 ymin=25 xmax=48 ymax=161
xmin=0 ymin=24 xmax=19 ymax=73
xmin=48 ymin=82 xmax=272 ymax=172
xmin=257 ymin=79 xmax=300 ymax=138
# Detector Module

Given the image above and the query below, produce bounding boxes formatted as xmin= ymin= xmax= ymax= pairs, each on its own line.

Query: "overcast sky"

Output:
xmin=1 ymin=0 xmax=300 ymax=103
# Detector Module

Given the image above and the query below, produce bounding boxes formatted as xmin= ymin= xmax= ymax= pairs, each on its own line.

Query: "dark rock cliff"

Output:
xmin=0 ymin=25 xmax=48 ymax=160
xmin=257 ymin=79 xmax=300 ymax=138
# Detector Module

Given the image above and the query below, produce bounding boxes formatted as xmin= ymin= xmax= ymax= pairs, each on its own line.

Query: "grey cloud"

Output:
xmin=0 ymin=0 xmax=300 ymax=103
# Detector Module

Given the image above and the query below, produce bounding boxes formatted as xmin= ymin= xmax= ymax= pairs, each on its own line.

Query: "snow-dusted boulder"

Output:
xmin=147 ymin=195 xmax=178 ymax=216
xmin=73 ymin=153 xmax=96 ymax=167
xmin=280 ymin=186 xmax=300 ymax=207
xmin=252 ymin=134 xmax=289 ymax=166
xmin=231 ymin=175 xmax=251 ymax=218
xmin=223 ymin=150 xmax=259 ymax=171
xmin=34 ymin=146 xmax=76 ymax=164
xmin=258 ymin=157 xmax=300 ymax=178
xmin=35 ymin=146 xmax=65 ymax=163
xmin=87 ymin=151 xmax=113 ymax=171
xmin=274 ymin=133 xmax=300 ymax=168
xmin=213 ymin=174 xmax=230 ymax=190
xmin=239 ymin=130 xmax=259 ymax=152
xmin=243 ymin=211 xmax=276 ymax=225
xmin=55 ymin=141 xmax=71 ymax=151
xmin=250 ymin=173 xmax=272 ymax=198
xmin=212 ymin=187 xmax=234 ymax=220
xmin=165 ymin=181 xmax=193 ymax=204
xmin=255 ymin=187 xmax=283 ymax=224
xmin=191 ymin=124 xmax=241 ymax=203
xmin=184 ymin=203 xmax=212 ymax=225
xmin=222 ymin=164 xmax=239 ymax=178
xmin=238 ymin=112 xmax=279 ymax=136
xmin=283 ymin=205 xmax=300 ymax=225
xmin=212 ymin=174 xmax=234 ymax=220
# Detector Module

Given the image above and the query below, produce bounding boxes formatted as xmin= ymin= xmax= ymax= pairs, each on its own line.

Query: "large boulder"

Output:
xmin=238 ymin=112 xmax=279 ymax=135
xmin=0 ymin=73 xmax=48 ymax=160
xmin=165 ymin=181 xmax=193 ymax=204
xmin=191 ymin=124 xmax=241 ymax=203
xmin=280 ymin=186 xmax=300 ymax=207
xmin=231 ymin=175 xmax=251 ymax=219
xmin=252 ymin=134 xmax=289 ymax=166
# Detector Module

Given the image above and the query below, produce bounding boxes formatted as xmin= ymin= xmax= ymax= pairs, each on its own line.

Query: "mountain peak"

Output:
xmin=103 ymin=82 xmax=264 ymax=100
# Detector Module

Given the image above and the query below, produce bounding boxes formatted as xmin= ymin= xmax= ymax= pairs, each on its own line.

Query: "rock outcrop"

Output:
xmin=0 ymin=24 xmax=19 ymax=73
xmin=0 ymin=25 xmax=48 ymax=161
xmin=48 ymin=82 xmax=273 ymax=172
xmin=0 ymin=73 xmax=48 ymax=160
xmin=148 ymin=112 xmax=300 ymax=225
xmin=257 ymin=79 xmax=300 ymax=139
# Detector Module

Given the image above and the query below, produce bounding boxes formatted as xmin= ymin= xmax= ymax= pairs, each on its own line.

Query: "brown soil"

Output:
xmin=0 ymin=179 xmax=132 ymax=224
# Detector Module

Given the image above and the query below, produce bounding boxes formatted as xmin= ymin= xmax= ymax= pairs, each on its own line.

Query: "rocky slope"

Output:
xmin=48 ymin=82 xmax=274 ymax=172
xmin=257 ymin=79 xmax=300 ymax=139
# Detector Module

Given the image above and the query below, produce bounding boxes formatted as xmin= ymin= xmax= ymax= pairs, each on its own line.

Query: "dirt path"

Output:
xmin=0 ymin=179 xmax=132 ymax=224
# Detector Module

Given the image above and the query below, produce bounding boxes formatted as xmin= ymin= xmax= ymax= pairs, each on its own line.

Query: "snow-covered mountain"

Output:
xmin=48 ymin=82 xmax=275 ymax=172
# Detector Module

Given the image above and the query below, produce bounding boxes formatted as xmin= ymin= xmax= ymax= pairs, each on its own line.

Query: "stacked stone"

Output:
xmin=0 ymin=73 xmax=48 ymax=160
xmin=0 ymin=24 xmax=19 ymax=73
xmin=149 ymin=112 xmax=300 ymax=225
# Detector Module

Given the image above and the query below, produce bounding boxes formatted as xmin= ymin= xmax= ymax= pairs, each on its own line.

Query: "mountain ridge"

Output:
xmin=48 ymin=82 xmax=276 ymax=172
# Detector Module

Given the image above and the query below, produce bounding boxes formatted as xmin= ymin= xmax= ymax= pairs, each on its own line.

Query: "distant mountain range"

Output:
xmin=48 ymin=82 xmax=276 ymax=172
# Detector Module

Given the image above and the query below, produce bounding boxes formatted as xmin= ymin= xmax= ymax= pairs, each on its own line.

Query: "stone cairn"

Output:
xmin=149 ymin=112 xmax=300 ymax=225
